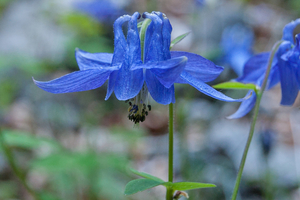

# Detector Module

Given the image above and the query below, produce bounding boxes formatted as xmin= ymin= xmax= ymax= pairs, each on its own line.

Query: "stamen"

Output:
xmin=126 ymin=84 xmax=151 ymax=124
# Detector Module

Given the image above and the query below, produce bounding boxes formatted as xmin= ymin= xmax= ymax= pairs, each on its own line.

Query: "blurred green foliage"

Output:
xmin=1 ymin=130 xmax=61 ymax=150
xmin=60 ymin=13 xmax=103 ymax=37
xmin=0 ymin=79 xmax=18 ymax=109
xmin=0 ymin=129 xmax=145 ymax=200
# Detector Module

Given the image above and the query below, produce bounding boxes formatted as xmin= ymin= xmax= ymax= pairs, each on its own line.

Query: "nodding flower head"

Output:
xmin=229 ymin=19 xmax=300 ymax=119
xmin=34 ymin=11 xmax=246 ymax=124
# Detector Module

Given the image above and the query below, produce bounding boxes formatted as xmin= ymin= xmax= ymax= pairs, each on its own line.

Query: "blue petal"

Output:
xmin=293 ymin=37 xmax=300 ymax=88
xmin=267 ymin=64 xmax=280 ymax=89
xmin=162 ymin=17 xmax=172 ymax=60
xmin=127 ymin=12 xmax=142 ymax=65
xmin=277 ymin=42 xmax=299 ymax=105
xmin=227 ymin=91 xmax=256 ymax=119
xmin=281 ymin=36 xmax=299 ymax=65
xmin=75 ymin=48 xmax=113 ymax=70
xmin=153 ymin=11 xmax=172 ymax=60
xmin=145 ymin=70 xmax=175 ymax=104
xmin=131 ymin=56 xmax=187 ymax=88
xmin=113 ymin=64 xmax=144 ymax=100
xmin=105 ymin=70 xmax=118 ymax=100
xmin=237 ymin=52 xmax=270 ymax=83
xmin=297 ymin=65 xmax=300 ymax=89
xmin=112 ymin=14 xmax=131 ymax=65
xmin=282 ymin=18 xmax=300 ymax=43
xmin=143 ymin=21 xmax=154 ymax=63
xmin=171 ymin=51 xmax=224 ymax=82
xmin=33 ymin=69 xmax=115 ymax=94
xmin=281 ymin=37 xmax=300 ymax=91
xmin=143 ymin=12 xmax=164 ymax=62
xmin=180 ymin=71 xmax=248 ymax=102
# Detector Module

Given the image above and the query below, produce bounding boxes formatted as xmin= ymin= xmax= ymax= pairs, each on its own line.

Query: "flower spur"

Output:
xmin=34 ymin=11 xmax=246 ymax=123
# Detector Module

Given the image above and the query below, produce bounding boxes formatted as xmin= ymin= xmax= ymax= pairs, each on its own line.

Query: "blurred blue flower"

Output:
xmin=221 ymin=24 xmax=254 ymax=76
xmin=229 ymin=19 xmax=300 ymax=119
xmin=34 ymin=12 xmax=244 ymax=123
xmin=260 ymin=129 xmax=275 ymax=156
xmin=74 ymin=0 xmax=125 ymax=23
xmin=195 ymin=0 xmax=205 ymax=7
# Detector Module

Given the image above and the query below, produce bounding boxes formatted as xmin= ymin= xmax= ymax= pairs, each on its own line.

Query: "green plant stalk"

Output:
xmin=0 ymin=129 xmax=39 ymax=200
xmin=264 ymin=157 xmax=273 ymax=200
xmin=231 ymin=40 xmax=283 ymax=200
xmin=166 ymin=103 xmax=174 ymax=200
xmin=140 ymin=18 xmax=151 ymax=63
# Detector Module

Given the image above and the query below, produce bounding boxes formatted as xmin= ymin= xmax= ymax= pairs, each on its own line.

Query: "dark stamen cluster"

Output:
xmin=126 ymin=100 xmax=151 ymax=124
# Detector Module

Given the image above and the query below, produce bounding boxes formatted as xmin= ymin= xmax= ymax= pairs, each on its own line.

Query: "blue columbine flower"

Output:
xmin=228 ymin=19 xmax=300 ymax=119
xmin=34 ymin=11 xmax=245 ymax=123
xmin=221 ymin=24 xmax=254 ymax=76
xmin=74 ymin=0 xmax=125 ymax=24
xmin=194 ymin=0 xmax=205 ymax=7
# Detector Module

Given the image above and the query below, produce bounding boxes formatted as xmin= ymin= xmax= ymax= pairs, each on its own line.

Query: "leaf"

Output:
xmin=0 ymin=181 xmax=18 ymax=199
xmin=124 ymin=179 xmax=163 ymax=195
xmin=129 ymin=168 xmax=164 ymax=183
xmin=31 ymin=152 xmax=128 ymax=175
xmin=1 ymin=130 xmax=61 ymax=150
xmin=124 ymin=179 xmax=216 ymax=195
xmin=37 ymin=192 xmax=60 ymax=200
xmin=170 ymin=31 xmax=191 ymax=49
xmin=166 ymin=182 xmax=216 ymax=191
xmin=213 ymin=82 xmax=258 ymax=93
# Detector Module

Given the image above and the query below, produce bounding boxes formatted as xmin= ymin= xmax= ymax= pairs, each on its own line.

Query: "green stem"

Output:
xmin=264 ymin=157 xmax=273 ymax=200
xmin=139 ymin=18 xmax=151 ymax=63
xmin=167 ymin=103 xmax=174 ymax=200
xmin=231 ymin=41 xmax=283 ymax=200
xmin=0 ymin=129 xmax=39 ymax=200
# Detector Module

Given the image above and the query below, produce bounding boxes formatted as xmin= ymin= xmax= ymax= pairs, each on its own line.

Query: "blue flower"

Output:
xmin=34 ymin=12 xmax=245 ymax=123
xmin=221 ymin=24 xmax=254 ymax=76
xmin=229 ymin=19 xmax=300 ymax=119
xmin=194 ymin=0 xmax=205 ymax=7
xmin=74 ymin=0 xmax=125 ymax=24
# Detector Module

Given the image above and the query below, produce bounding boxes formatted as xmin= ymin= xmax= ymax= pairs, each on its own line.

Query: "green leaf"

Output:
xmin=167 ymin=182 xmax=216 ymax=191
xmin=37 ymin=192 xmax=60 ymax=200
xmin=170 ymin=31 xmax=191 ymax=49
xmin=0 ymin=181 xmax=18 ymax=199
xmin=124 ymin=179 xmax=163 ymax=195
xmin=213 ymin=82 xmax=258 ymax=93
xmin=129 ymin=168 xmax=164 ymax=183
xmin=1 ymin=130 xmax=61 ymax=150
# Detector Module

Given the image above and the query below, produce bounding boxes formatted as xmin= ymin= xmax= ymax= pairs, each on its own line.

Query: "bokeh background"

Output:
xmin=0 ymin=0 xmax=300 ymax=199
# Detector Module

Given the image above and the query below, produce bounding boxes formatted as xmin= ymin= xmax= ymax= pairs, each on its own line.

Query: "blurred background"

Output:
xmin=0 ymin=0 xmax=300 ymax=199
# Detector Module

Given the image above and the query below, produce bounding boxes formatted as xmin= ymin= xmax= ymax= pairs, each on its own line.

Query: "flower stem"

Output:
xmin=0 ymin=129 xmax=40 ymax=200
xmin=230 ymin=40 xmax=283 ymax=200
xmin=140 ymin=18 xmax=151 ymax=63
xmin=166 ymin=103 xmax=174 ymax=200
